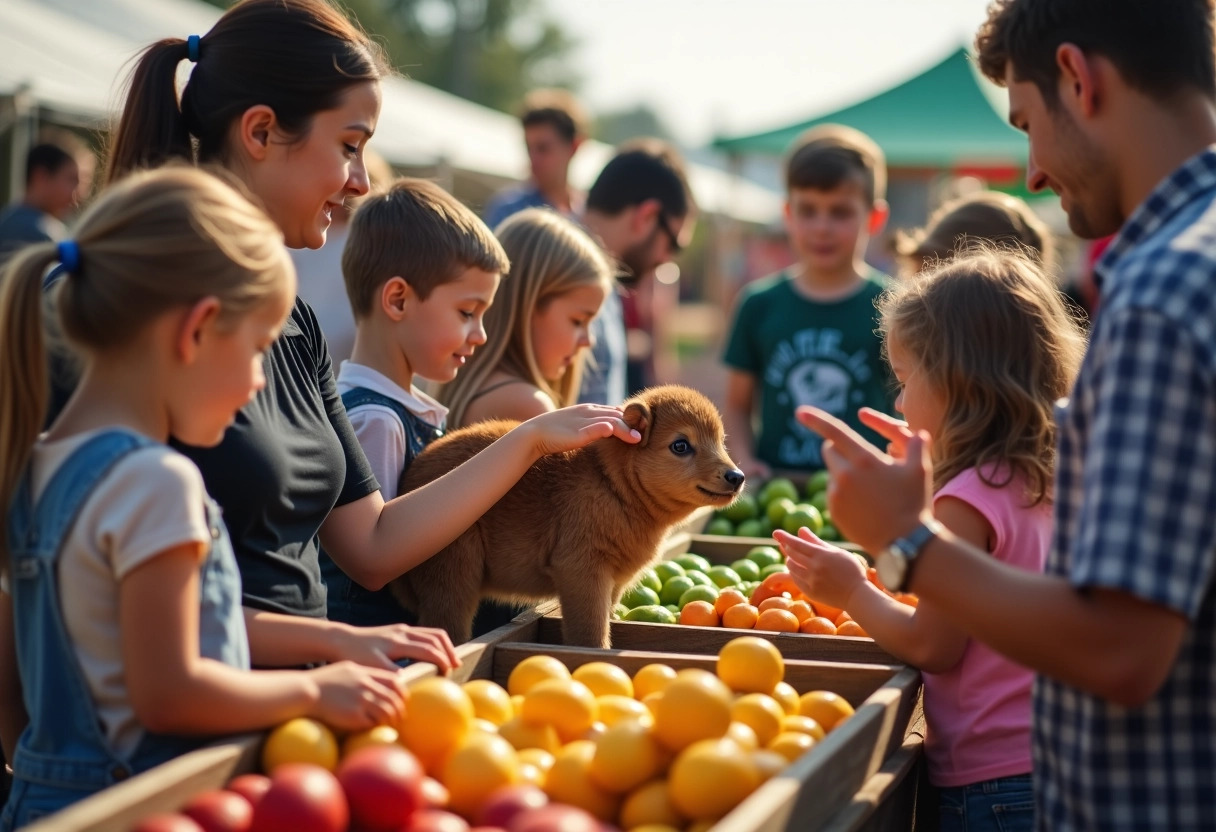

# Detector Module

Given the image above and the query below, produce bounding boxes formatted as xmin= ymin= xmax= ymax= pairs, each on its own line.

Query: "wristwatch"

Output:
xmin=875 ymin=519 xmax=944 ymax=593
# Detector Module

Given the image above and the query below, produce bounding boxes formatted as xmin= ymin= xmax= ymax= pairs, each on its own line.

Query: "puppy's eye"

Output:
xmin=670 ymin=439 xmax=691 ymax=455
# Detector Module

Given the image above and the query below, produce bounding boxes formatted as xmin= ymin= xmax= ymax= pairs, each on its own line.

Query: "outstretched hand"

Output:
xmin=335 ymin=623 xmax=460 ymax=674
xmin=794 ymin=405 xmax=934 ymax=553
xmin=774 ymin=527 xmax=867 ymax=611
xmin=857 ymin=408 xmax=914 ymax=459
xmin=523 ymin=404 xmax=643 ymax=457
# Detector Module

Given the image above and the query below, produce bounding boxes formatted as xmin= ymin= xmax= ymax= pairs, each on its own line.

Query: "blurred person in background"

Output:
xmin=484 ymin=88 xmax=588 ymax=228
xmin=289 ymin=147 xmax=394 ymax=362
xmin=0 ymin=132 xmax=94 ymax=264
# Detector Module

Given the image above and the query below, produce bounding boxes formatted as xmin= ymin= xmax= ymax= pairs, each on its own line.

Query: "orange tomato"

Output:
xmin=749 ymin=573 xmax=798 ymax=607
xmin=754 ymin=609 xmax=799 ymax=633
xmin=721 ymin=604 xmax=759 ymax=629
xmin=799 ymin=616 xmax=837 ymax=636
xmin=811 ymin=601 xmax=845 ymax=623
xmin=679 ymin=601 xmax=719 ymax=627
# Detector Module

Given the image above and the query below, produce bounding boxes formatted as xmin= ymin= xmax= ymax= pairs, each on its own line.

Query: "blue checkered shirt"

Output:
xmin=1036 ymin=147 xmax=1216 ymax=830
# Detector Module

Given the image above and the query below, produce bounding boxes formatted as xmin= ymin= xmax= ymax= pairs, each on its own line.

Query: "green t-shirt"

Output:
xmin=723 ymin=269 xmax=895 ymax=472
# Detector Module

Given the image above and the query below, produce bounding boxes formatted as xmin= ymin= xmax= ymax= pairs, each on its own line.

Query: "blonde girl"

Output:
xmin=0 ymin=169 xmax=405 ymax=826
xmin=776 ymin=247 xmax=1086 ymax=832
xmin=440 ymin=208 xmax=616 ymax=428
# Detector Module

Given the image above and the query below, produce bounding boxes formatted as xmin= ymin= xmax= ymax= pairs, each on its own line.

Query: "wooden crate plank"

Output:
xmin=535 ymin=616 xmax=897 ymax=665
xmin=678 ymin=534 xmax=866 ymax=561
xmin=819 ymin=734 xmax=923 ymax=832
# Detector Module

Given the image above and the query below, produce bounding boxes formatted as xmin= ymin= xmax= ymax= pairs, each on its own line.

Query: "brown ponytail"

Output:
xmin=107 ymin=0 xmax=390 ymax=184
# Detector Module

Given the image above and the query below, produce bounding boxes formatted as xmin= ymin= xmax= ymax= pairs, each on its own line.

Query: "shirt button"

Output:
xmin=210 ymin=526 xmax=221 ymax=540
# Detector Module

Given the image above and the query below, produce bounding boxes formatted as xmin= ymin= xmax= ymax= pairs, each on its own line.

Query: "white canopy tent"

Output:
xmin=0 ymin=0 xmax=781 ymax=223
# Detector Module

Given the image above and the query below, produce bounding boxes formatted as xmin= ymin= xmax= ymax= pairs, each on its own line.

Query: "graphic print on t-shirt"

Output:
xmin=763 ymin=327 xmax=875 ymax=468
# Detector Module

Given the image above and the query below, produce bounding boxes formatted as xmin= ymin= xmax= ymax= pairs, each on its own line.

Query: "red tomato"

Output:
xmin=478 ymin=785 xmax=549 ymax=829
xmin=181 ymin=790 xmax=253 ymax=832
xmin=507 ymin=805 xmax=600 ymax=832
xmin=336 ymin=745 xmax=424 ymax=832
xmin=132 ymin=814 xmax=205 ymax=832
xmin=406 ymin=809 xmax=472 ymax=832
xmin=249 ymin=763 xmax=348 ymax=832
xmin=226 ymin=774 xmax=272 ymax=812
xmin=420 ymin=776 xmax=451 ymax=810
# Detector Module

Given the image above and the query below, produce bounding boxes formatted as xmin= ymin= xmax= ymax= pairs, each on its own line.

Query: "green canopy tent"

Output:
xmin=712 ymin=47 xmax=1049 ymax=206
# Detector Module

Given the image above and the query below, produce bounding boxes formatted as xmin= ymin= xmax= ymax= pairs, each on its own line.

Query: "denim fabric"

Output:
xmin=2 ymin=431 xmax=248 ymax=828
xmin=938 ymin=774 xmax=1034 ymax=832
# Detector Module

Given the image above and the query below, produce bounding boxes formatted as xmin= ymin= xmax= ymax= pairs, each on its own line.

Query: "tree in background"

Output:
xmin=200 ymin=0 xmax=579 ymax=113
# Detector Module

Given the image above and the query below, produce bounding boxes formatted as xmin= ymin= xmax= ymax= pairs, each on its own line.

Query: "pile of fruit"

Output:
xmin=131 ymin=639 xmax=855 ymax=832
xmin=705 ymin=473 xmax=848 ymax=544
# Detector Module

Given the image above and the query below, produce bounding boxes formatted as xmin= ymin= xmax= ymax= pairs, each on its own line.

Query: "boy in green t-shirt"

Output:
xmin=723 ymin=124 xmax=895 ymax=478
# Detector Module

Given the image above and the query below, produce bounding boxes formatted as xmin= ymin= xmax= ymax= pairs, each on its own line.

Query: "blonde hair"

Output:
xmin=438 ymin=209 xmax=614 ymax=428
xmin=0 ymin=167 xmax=292 ymax=560
xmin=879 ymin=245 xmax=1086 ymax=505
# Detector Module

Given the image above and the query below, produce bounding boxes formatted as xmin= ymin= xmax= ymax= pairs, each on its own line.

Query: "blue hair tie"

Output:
xmin=187 ymin=34 xmax=200 ymax=63
xmin=57 ymin=240 xmax=80 ymax=274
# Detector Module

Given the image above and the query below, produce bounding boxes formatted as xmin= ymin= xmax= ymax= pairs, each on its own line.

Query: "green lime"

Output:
xmin=684 ymin=570 xmax=715 ymax=588
xmin=805 ymin=470 xmax=830 ymax=498
xmin=675 ymin=554 xmax=712 ymax=574
xmin=679 ymin=585 xmax=720 ymax=608
xmin=818 ymin=522 xmax=839 ymax=542
xmin=664 ymin=604 xmax=680 ymax=615
xmin=706 ymin=517 xmax=734 ymax=536
xmin=759 ymin=477 xmax=799 ymax=507
xmin=623 ymin=605 xmax=677 ymax=624
xmin=730 ymin=559 xmax=761 ymax=582
xmin=720 ymin=493 xmax=758 ymax=524
xmin=620 ymin=584 xmax=661 ymax=609
xmin=659 ymin=576 xmax=696 ymax=606
xmin=760 ymin=563 xmax=789 ymax=580
xmin=735 ymin=519 xmax=765 ymax=538
xmin=707 ymin=565 xmax=742 ymax=588
xmin=654 ymin=561 xmax=686 ymax=584
xmin=757 ymin=517 xmax=776 ymax=537
xmin=765 ymin=497 xmax=797 ymax=527
xmin=808 ymin=491 xmax=829 ymax=515
xmin=611 ymin=604 xmax=628 ymax=620
xmin=740 ymin=581 xmax=759 ymax=597
xmin=782 ymin=504 xmax=824 ymax=535
xmin=746 ymin=546 xmax=783 ymax=569
xmin=637 ymin=567 xmax=662 ymax=594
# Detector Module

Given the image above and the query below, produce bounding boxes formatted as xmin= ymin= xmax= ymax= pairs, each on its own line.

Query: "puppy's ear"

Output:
xmin=623 ymin=401 xmax=652 ymax=446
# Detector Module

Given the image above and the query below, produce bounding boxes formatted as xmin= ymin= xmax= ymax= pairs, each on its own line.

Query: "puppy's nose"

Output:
xmin=723 ymin=469 xmax=745 ymax=490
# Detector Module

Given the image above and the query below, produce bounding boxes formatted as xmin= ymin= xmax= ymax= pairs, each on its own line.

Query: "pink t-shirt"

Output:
xmin=922 ymin=466 xmax=1049 ymax=787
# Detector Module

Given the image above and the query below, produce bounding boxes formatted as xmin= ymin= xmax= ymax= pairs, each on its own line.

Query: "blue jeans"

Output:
xmin=938 ymin=773 xmax=1034 ymax=832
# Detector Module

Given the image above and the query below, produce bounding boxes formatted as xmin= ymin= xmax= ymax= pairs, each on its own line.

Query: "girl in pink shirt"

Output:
xmin=775 ymin=246 xmax=1086 ymax=832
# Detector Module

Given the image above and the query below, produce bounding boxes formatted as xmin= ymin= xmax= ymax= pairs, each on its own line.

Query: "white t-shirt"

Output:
xmin=17 ymin=429 xmax=212 ymax=758
xmin=335 ymin=362 xmax=448 ymax=501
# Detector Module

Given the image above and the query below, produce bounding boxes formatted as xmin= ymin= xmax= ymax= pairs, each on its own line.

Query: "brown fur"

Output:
xmin=391 ymin=385 xmax=744 ymax=647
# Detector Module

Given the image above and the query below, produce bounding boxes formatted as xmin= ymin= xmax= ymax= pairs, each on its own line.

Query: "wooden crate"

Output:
xmin=29 ymin=614 xmax=922 ymax=832
xmin=668 ymin=532 xmax=868 ymax=560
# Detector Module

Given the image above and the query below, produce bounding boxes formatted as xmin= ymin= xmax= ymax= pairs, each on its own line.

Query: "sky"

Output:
xmin=545 ymin=0 xmax=996 ymax=148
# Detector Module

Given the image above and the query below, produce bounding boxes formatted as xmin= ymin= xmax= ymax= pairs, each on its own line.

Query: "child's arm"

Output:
xmin=724 ymin=369 xmax=770 ymax=480
xmin=774 ymin=494 xmax=984 ymax=673
xmin=319 ymin=404 xmax=641 ymax=590
xmin=242 ymin=609 xmax=459 ymax=672
xmin=797 ymin=406 xmax=1188 ymax=708
xmin=0 ymin=592 xmax=27 ymax=763
xmin=122 ymin=546 xmax=408 ymax=735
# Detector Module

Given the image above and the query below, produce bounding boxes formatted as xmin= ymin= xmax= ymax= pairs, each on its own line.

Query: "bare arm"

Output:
xmin=0 ymin=593 xmax=26 ymax=762
xmin=797 ymin=406 xmax=1188 ymax=707
xmin=122 ymin=546 xmax=408 ymax=735
xmin=320 ymin=405 xmax=641 ymax=590
xmin=723 ymin=370 xmax=769 ymax=480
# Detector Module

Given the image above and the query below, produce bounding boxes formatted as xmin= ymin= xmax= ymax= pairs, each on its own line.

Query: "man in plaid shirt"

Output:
xmin=790 ymin=0 xmax=1216 ymax=828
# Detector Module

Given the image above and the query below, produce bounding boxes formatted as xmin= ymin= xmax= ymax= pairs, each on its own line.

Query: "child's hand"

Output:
xmin=334 ymin=624 xmax=460 ymax=673
xmin=521 ymin=405 xmax=642 ymax=457
xmin=856 ymin=408 xmax=915 ymax=460
xmin=307 ymin=660 xmax=407 ymax=732
xmin=774 ymin=527 xmax=867 ymax=611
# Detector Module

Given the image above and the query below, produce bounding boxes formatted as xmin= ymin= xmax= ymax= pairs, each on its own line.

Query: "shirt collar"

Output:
xmin=336 ymin=361 xmax=448 ymax=426
xmin=1096 ymin=145 xmax=1216 ymax=291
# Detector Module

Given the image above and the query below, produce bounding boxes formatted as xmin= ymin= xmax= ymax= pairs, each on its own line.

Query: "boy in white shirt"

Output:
xmin=321 ymin=178 xmax=510 ymax=626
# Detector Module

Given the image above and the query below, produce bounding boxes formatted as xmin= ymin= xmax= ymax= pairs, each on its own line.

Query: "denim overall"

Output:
xmin=321 ymin=388 xmax=441 ymax=629
xmin=2 ymin=431 xmax=250 ymax=829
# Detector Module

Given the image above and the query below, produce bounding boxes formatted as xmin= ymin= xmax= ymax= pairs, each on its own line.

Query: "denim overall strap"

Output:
xmin=340 ymin=387 xmax=444 ymax=463
xmin=196 ymin=498 xmax=250 ymax=671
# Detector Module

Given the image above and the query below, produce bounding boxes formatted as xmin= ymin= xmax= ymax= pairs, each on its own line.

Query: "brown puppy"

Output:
xmin=391 ymin=385 xmax=744 ymax=647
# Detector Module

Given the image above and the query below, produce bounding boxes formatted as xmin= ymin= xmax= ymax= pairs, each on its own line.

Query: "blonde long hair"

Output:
xmin=879 ymin=246 xmax=1087 ymax=504
xmin=438 ymin=208 xmax=614 ymax=428
xmin=0 ymin=167 xmax=292 ymax=561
